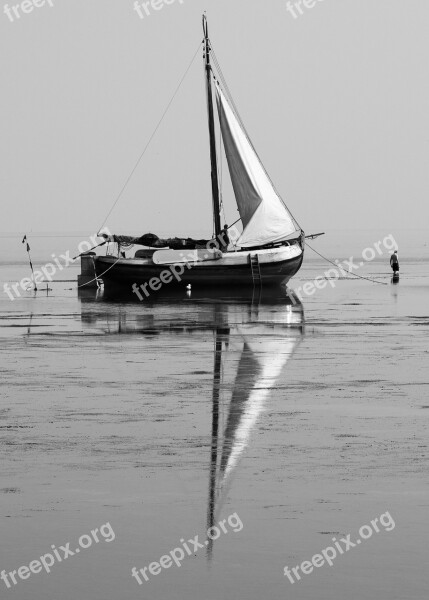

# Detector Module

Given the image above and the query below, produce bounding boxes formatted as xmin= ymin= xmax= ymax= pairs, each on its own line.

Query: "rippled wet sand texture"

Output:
xmin=0 ymin=263 xmax=428 ymax=600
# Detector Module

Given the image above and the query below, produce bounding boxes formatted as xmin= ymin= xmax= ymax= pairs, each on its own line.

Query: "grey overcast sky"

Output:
xmin=1 ymin=0 xmax=428 ymax=237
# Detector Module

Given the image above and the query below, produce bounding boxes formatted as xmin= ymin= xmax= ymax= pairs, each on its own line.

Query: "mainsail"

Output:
xmin=215 ymin=84 xmax=299 ymax=248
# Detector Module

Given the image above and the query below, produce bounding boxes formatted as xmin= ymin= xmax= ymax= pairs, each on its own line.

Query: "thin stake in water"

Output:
xmin=22 ymin=235 xmax=38 ymax=291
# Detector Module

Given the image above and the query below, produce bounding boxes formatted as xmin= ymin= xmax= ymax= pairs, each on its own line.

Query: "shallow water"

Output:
xmin=0 ymin=252 xmax=428 ymax=600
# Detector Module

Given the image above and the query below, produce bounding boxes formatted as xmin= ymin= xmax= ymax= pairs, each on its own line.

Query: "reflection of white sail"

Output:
xmin=213 ymin=330 xmax=301 ymax=519
xmin=219 ymin=336 xmax=298 ymax=486
xmin=207 ymin=309 xmax=304 ymax=554
xmin=215 ymin=85 xmax=299 ymax=248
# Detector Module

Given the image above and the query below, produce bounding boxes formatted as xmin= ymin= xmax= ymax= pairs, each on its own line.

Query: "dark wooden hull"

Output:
xmin=93 ymin=246 xmax=303 ymax=292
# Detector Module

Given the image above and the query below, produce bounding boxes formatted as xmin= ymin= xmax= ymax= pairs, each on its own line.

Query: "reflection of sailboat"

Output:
xmin=78 ymin=288 xmax=304 ymax=557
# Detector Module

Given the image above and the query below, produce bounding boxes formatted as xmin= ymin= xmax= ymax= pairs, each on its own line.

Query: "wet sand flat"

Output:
xmin=0 ymin=258 xmax=428 ymax=600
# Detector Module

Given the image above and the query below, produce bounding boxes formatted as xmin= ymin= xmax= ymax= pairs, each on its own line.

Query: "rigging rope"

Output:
xmin=306 ymin=242 xmax=388 ymax=285
xmin=97 ymin=41 xmax=203 ymax=233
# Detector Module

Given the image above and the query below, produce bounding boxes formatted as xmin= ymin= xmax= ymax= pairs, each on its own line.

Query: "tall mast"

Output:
xmin=203 ymin=15 xmax=222 ymax=239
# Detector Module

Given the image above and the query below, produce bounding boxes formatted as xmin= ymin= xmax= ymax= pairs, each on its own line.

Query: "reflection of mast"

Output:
xmin=206 ymin=328 xmax=222 ymax=560
xmin=207 ymin=300 xmax=230 ymax=560
xmin=25 ymin=312 xmax=34 ymax=339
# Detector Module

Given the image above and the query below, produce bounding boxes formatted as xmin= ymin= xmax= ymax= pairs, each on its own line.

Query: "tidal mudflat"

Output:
xmin=0 ymin=257 xmax=428 ymax=600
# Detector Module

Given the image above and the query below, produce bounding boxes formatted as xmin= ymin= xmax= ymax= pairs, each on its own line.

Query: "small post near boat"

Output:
xmin=93 ymin=16 xmax=306 ymax=291
xmin=77 ymin=252 xmax=98 ymax=289
xmin=22 ymin=235 xmax=38 ymax=291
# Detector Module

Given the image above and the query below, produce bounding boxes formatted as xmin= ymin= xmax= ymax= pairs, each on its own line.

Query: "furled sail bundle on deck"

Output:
xmin=215 ymin=84 xmax=300 ymax=248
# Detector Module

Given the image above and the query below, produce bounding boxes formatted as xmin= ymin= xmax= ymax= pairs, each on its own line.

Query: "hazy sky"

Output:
xmin=1 ymin=0 xmax=428 ymax=238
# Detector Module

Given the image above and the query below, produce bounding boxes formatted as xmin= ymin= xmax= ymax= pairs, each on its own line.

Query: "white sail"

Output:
xmin=215 ymin=85 xmax=299 ymax=248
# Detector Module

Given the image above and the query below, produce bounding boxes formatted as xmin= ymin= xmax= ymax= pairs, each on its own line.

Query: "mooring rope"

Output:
xmin=73 ymin=241 xmax=107 ymax=261
xmin=306 ymin=242 xmax=388 ymax=285
xmin=77 ymin=256 xmax=122 ymax=289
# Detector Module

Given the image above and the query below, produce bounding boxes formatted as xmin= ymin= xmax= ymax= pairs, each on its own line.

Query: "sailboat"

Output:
xmin=93 ymin=16 xmax=305 ymax=290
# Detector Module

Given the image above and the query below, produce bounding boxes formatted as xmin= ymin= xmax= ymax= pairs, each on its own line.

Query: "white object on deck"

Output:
xmin=152 ymin=248 xmax=223 ymax=265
